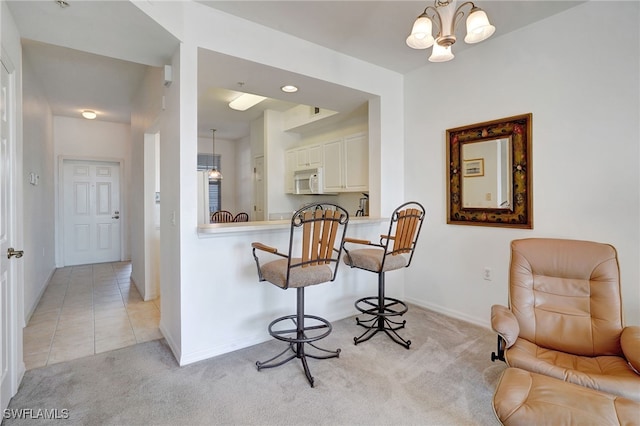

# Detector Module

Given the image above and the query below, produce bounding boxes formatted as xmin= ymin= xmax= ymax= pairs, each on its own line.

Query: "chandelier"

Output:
xmin=209 ymin=129 xmax=223 ymax=181
xmin=406 ymin=0 xmax=495 ymax=62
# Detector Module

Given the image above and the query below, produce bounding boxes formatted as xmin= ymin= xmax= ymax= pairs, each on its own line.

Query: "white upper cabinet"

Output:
xmin=322 ymin=139 xmax=344 ymax=192
xmin=343 ymin=133 xmax=368 ymax=191
xmin=285 ymin=132 xmax=368 ymax=194
xmin=322 ymin=132 xmax=368 ymax=192
xmin=285 ymin=150 xmax=297 ymax=193
xmin=295 ymin=144 xmax=322 ymax=169
xmin=285 ymin=144 xmax=322 ymax=193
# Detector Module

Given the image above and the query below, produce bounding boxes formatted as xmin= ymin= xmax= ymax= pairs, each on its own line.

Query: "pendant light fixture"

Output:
xmin=208 ymin=129 xmax=222 ymax=181
xmin=406 ymin=0 xmax=495 ymax=63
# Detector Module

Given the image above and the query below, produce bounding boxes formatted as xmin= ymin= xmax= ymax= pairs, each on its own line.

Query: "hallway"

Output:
xmin=23 ymin=262 xmax=161 ymax=370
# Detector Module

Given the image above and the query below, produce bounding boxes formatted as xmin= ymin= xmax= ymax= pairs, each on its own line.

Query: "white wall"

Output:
xmin=135 ymin=0 xmax=405 ymax=364
xmin=130 ymin=65 xmax=164 ymax=300
xmin=21 ymin=50 xmax=55 ymax=321
xmin=404 ymin=1 xmax=640 ymax=326
xmin=53 ymin=116 xmax=132 ymax=266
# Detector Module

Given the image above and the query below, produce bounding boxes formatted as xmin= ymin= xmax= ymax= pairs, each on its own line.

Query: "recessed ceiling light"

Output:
xmin=82 ymin=110 xmax=97 ymax=119
xmin=281 ymin=85 xmax=298 ymax=93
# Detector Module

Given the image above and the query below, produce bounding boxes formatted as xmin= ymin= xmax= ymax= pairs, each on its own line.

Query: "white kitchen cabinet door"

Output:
xmin=285 ymin=150 xmax=296 ymax=193
xmin=344 ymin=133 xmax=369 ymax=191
xmin=295 ymin=144 xmax=322 ymax=169
xmin=322 ymin=139 xmax=344 ymax=192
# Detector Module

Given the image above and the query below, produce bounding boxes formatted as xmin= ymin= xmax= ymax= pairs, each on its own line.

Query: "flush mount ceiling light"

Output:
xmin=55 ymin=0 xmax=70 ymax=8
xmin=406 ymin=0 xmax=495 ymax=63
xmin=81 ymin=110 xmax=97 ymax=119
xmin=228 ymin=93 xmax=267 ymax=111
xmin=281 ymin=85 xmax=298 ymax=93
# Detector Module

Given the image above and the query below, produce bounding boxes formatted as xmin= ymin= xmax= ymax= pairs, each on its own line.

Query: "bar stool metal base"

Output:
xmin=354 ymin=296 xmax=411 ymax=349
xmin=256 ymin=312 xmax=340 ymax=387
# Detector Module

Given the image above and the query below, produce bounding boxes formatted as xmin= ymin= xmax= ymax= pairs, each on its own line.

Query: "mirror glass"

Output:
xmin=447 ymin=113 xmax=532 ymax=229
xmin=461 ymin=137 xmax=512 ymax=209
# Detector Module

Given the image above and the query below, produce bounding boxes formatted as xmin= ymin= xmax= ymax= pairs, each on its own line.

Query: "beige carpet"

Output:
xmin=5 ymin=305 xmax=505 ymax=425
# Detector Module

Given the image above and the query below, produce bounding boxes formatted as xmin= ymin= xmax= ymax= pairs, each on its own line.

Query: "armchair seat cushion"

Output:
xmin=493 ymin=367 xmax=640 ymax=426
xmin=507 ymin=338 xmax=640 ymax=401
xmin=343 ymin=248 xmax=407 ymax=272
xmin=260 ymin=258 xmax=333 ymax=289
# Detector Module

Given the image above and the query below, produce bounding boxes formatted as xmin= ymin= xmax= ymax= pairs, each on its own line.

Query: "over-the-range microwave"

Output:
xmin=293 ymin=167 xmax=325 ymax=195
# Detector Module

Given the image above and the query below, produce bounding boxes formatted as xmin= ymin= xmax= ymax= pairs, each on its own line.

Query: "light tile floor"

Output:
xmin=23 ymin=261 xmax=161 ymax=370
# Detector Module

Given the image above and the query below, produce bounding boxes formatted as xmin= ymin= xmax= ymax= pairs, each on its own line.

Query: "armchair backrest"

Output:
xmin=288 ymin=203 xmax=349 ymax=280
xmin=509 ymin=238 xmax=623 ymax=356
xmin=383 ymin=202 xmax=425 ymax=267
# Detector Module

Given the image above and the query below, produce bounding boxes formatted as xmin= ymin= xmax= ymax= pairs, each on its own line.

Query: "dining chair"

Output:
xmin=211 ymin=210 xmax=233 ymax=223
xmin=233 ymin=212 xmax=249 ymax=222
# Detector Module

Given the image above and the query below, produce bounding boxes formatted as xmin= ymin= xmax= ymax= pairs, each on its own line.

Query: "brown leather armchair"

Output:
xmin=491 ymin=238 xmax=640 ymax=401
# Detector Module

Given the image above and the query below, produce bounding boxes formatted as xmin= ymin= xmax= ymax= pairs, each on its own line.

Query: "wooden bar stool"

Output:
xmin=251 ymin=203 xmax=349 ymax=387
xmin=342 ymin=201 xmax=425 ymax=349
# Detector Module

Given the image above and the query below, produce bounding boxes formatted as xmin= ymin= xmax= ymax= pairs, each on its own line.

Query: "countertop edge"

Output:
xmin=197 ymin=217 xmax=386 ymax=238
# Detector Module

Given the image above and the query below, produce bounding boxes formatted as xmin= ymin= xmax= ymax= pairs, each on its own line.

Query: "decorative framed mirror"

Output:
xmin=446 ymin=113 xmax=532 ymax=228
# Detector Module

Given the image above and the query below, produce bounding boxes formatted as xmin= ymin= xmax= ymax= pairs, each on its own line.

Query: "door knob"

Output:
xmin=7 ymin=248 xmax=24 ymax=259
xmin=112 ymin=210 xmax=120 ymax=219
xmin=112 ymin=215 xmax=120 ymax=219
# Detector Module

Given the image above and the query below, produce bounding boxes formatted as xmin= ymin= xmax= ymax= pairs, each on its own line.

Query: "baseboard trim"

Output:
xmin=179 ymin=334 xmax=271 ymax=366
xmin=405 ymin=297 xmax=491 ymax=330
xmin=178 ymin=308 xmax=359 ymax=366
xmin=24 ymin=268 xmax=56 ymax=326
xmin=158 ymin=320 xmax=181 ymax=363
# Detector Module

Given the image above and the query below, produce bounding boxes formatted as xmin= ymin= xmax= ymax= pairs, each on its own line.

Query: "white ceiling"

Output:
xmin=7 ymin=0 xmax=584 ymax=140
xmin=198 ymin=1 xmax=584 ymax=75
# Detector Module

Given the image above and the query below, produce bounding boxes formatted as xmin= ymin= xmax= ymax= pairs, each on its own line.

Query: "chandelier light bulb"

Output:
xmin=464 ymin=8 xmax=495 ymax=44
xmin=429 ymin=41 xmax=455 ymax=62
xmin=406 ymin=14 xmax=434 ymax=49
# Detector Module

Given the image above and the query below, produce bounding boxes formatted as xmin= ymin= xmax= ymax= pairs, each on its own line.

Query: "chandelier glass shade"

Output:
xmin=209 ymin=129 xmax=223 ymax=181
xmin=406 ymin=0 xmax=495 ymax=62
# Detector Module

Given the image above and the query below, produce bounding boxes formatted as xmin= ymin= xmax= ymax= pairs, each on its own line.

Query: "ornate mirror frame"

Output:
xmin=447 ymin=113 xmax=533 ymax=229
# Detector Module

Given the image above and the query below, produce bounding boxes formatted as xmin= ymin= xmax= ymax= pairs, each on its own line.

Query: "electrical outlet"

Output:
xmin=483 ymin=267 xmax=492 ymax=281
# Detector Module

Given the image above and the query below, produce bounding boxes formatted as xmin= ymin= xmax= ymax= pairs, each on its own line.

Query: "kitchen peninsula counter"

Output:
xmin=197 ymin=216 xmax=385 ymax=237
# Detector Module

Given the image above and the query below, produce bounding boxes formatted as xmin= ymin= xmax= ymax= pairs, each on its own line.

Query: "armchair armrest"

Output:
xmin=343 ymin=237 xmax=371 ymax=245
xmin=251 ymin=242 xmax=278 ymax=254
xmin=491 ymin=305 xmax=520 ymax=348
xmin=251 ymin=241 xmax=287 ymax=282
xmin=621 ymin=325 xmax=640 ymax=374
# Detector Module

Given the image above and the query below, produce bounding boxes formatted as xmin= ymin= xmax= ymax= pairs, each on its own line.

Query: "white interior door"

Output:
xmin=1 ymin=57 xmax=19 ymax=413
xmin=63 ymin=160 xmax=121 ymax=266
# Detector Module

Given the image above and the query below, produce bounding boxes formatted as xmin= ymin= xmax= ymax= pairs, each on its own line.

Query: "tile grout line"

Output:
xmin=44 ymin=269 xmax=70 ymax=367
xmin=118 ymin=264 xmax=140 ymax=344
xmin=113 ymin=262 xmax=136 ymax=347
xmin=92 ymin=263 xmax=96 ymax=356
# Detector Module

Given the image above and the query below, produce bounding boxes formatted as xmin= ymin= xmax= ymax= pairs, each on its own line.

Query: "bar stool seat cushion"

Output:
xmin=261 ymin=258 xmax=333 ymax=289
xmin=343 ymin=248 xmax=407 ymax=272
xmin=493 ymin=367 xmax=640 ymax=426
